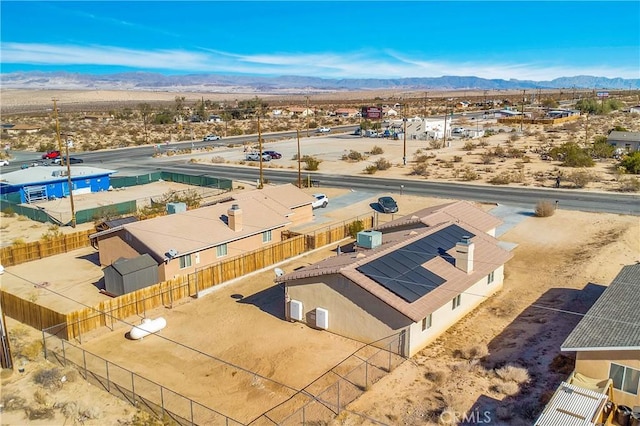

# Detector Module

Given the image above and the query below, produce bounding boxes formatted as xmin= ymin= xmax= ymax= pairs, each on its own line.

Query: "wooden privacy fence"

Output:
xmin=0 ymin=230 xmax=93 ymax=267
xmin=0 ymin=291 xmax=67 ymax=334
xmin=64 ymin=235 xmax=307 ymax=341
xmin=306 ymin=215 xmax=374 ymax=249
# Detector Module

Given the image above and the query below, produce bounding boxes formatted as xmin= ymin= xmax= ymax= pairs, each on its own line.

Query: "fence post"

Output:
xmin=337 ymin=379 xmax=340 ymax=413
xmin=106 ymin=360 xmax=110 ymax=392
xmin=302 ymin=405 xmax=306 ymax=425
xmin=42 ymin=329 xmax=47 ymax=360
xmin=190 ymin=399 xmax=194 ymax=425
xmin=61 ymin=339 xmax=66 ymax=366
xmin=160 ymin=386 xmax=164 ymax=419
xmin=132 ymin=372 xmax=136 ymax=406
xmin=364 ymin=360 xmax=368 ymax=390
xmin=83 ymin=349 xmax=87 ymax=379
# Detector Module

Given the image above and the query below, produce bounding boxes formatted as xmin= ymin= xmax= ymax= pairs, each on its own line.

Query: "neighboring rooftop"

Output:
xmin=607 ymin=131 xmax=640 ymax=141
xmin=0 ymin=166 xmax=116 ymax=185
xmin=561 ymin=263 xmax=640 ymax=351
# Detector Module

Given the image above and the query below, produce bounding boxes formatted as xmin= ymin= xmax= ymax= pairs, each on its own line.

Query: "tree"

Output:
xmin=590 ymin=135 xmax=615 ymax=159
xmin=138 ymin=103 xmax=152 ymax=144
xmin=549 ymin=142 xmax=595 ymax=167
xmin=174 ymin=96 xmax=186 ymax=120
xmin=541 ymin=98 xmax=559 ymax=108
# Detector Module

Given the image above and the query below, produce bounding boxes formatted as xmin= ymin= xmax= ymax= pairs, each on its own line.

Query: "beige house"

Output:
xmin=334 ymin=108 xmax=359 ymax=117
xmin=280 ymin=201 xmax=512 ymax=357
xmin=561 ymin=264 xmax=640 ymax=409
xmin=92 ymin=184 xmax=315 ymax=282
xmin=286 ymin=106 xmax=314 ymax=117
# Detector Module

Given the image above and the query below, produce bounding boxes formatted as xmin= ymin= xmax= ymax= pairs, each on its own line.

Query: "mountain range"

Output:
xmin=1 ymin=71 xmax=638 ymax=93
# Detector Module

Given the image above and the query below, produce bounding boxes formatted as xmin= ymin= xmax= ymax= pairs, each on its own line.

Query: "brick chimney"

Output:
xmin=228 ymin=204 xmax=243 ymax=231
xmin=454 ymin=236 xmax=474 ymax=274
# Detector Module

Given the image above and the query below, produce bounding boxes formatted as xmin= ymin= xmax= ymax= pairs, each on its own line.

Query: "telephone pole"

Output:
xmin=53 ymin=99 xmax=76 ymax=228
xmin=520 ymin=90 xmax=526 ymax=132
xmin=305 ymin=95 xmax=310 ymax=137
xmin=257 ymin=115 xmax=264 ymax=189
xmin=296 ymin=129 xmax=302 ymax=188
xmin=403 ymin=104 xmax=407 ymax=166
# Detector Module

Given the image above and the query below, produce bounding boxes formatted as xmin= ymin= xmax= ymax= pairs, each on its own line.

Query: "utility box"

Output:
xmin=289 ymin=299 xmax=303 ymax=321
xmin=316 ymin=308 xmax=329 ymax=330
xmin=166 ymin=202 xmax=187 ymax=215
xmin=357 ymin=230 xmax=382 ymax=249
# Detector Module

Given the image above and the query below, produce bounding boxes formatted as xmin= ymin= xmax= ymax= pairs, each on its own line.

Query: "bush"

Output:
xmin=567 ymin=170 xmax=596 ymax=188
xmin=535 ymin=201 xmax=555 ymax=217
xmin=453 ymin=155 xmax=463 ymax=163
xmin=302 ymin=155 xmax=321 ymax=171
xmin=620 ymin=152 xmax=640 ymax=174
xmin=363 ymin=165 xmax=377 ymax=174
xmin=462 ymin=141 xmax=475 ymax=151
xmin=460 ymin=166 xmax=479 ymax=181
xmin=495 ymin=364 xmax=530 ymax=384
xmin=619 ymin=177 xmax=640 ymax=192
xmin=411 ymin=163 xmax=430 ymax=177
xmin=460 ymin=343 xmax=489 ymax=360
xmin=424 ymin=369 xmax=449 ymax=385
xmin=488 ymin=171 xmax=524 ymax=185
xmin=342 ymin=150 xmax=364 ymax=161
xmin=493 ymin=381 xmax=520 ymax=396
xmin=2 ymin=393 xmax=26 ymax=411
xmin=370 ymin=145 xmax=384 ymax=155
xmin=34 ymin=368 xmax=62 ymax=389
xmin=348 ymin=220 xmax=364 ymax=237
xmin=374 ymin=157 xmax=392 ymax=170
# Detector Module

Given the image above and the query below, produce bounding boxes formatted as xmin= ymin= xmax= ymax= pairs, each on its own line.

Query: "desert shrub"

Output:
xmin=79 ymin=406 xmax=102 ymax=420
xmin=60 ymin=401 xmax=79 ymax=419
xmin=414 ymin=153 xmax=435 ymax=163
xmin=509 ymin=133 xmax=520 ymax=142
xmin=618 ymin=177 xmax=640 ymax=192
xmin=374 ymin=157 xmax=391 ymax=170
xmin=521 ymin=155 xmax=531 ymax=163
xmin=33 ymin=389 xmax=51 ymax=406
xmin=424 ymin=369 xmax=449 ymax=385
xmin=302 ymin=155 xmax=321 ymax=171
xmin=480 ymin=153 xmax=494 ymax=164
xmin=342 ymin=150 xmax=364 ymax=161
xmin=411 ymin=163 xmax=430 ymax=177
xmin=460 ymin=343 xmax=489 ymax=360
xmin=462 ymin=141 xmax=475 ymax=151
xmin=26 ymin=406 xmax=55 ymax=421
xmin=508 ymin=147 xmax=525 ymax=158
xmin=453 ymin=155 xmax=463 ymax=163
xmin=549 ymin=354 xmax=574 ymax=375
xmin=210 ymin=156 xmax=226 ymax=163
xmin=620 ymin=151 xmax=640 ymax=174
xmin=495 ymin=364 xmax=530 ymax=384
xmin=363 ymin=165 xmax=377 ymax=174
xmin=488 ymin=171 xmax=524 ymax=185
xmin=567 ymin=170 xmax=596 ymax=188
xmin=535 ymin=201 xmax=555 ymax=217
xmin=460 ymin=166 xmax=479 ymax=181
xmin=441 ymin=160 xmax=454 ymax=169
xmin=40 ymin=225 xmax=63 ymax=241
xmin=348 ymin=220 xmax=364 ymax=238
xmin=2 ymin=393 xmax=26 ymax=411
xmin=428 ymin=140 xmax=443 ymax=149
xmin=21 ymin=340 xmax=44 ymax=361
xmin=33 ymin=367 xmax=62 ymax=389
xmin=493 ymin=381 xmax=520 ymax=396
xmin=494 ymin=145 xmax=506 ymax=157
xmin=370 ymin=145 xmax=384 ymax=155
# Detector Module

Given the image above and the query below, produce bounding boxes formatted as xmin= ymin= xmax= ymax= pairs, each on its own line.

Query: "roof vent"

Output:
xmin=166 ymin=249 xmax=179 ymax=259
xmin=230 ymin=204 xmax=240 ymax=210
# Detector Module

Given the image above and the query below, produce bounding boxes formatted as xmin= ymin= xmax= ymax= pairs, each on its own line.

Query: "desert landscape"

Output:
xmin=1 ymin=89 xmax=639 ymax=426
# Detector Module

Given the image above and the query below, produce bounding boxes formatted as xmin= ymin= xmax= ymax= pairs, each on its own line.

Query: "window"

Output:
xmin=216 ymin=244 xmax=228 ymax=258
xmin=452 ymin=294 xmax=461 ymax=310
xmin=179 ymin=254 xmax=192 ymax=269
xmin=262 ymin=230 xmax=272 ymax=243
xmin=487 ymin=271 xmax=495 ymax=284
xmin=421 ymin=314 xmax=432 ymax=331
xmin=609 ymin=363 xmax=640 ymax=395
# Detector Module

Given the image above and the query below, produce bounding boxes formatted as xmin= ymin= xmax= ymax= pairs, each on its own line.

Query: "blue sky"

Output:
xmin=1 ymin=1 xmax=639 ymax=80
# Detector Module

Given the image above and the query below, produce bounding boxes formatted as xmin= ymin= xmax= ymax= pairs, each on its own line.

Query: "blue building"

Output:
xmin=0 ymin=166 xmax=116 ymax=203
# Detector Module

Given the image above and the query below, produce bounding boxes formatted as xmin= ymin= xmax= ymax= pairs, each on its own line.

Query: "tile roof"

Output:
xmin=122 ymin=197 xmax=290 ymax=260
xmin=376 ymin=200 xmax=501 ymax=234
xmin=282 ymin=208 xmax=512 ymax=322
xmin=561 ymin=264 xmax=640 ymax=351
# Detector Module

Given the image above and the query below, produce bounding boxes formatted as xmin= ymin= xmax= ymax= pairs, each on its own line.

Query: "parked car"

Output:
xmin=378 ymin=196 xmax=398 ymax=213
xmin=0 ymin=159 xmax=9 ymax=166
xmin=203 ymin=134 xmax=221 ymax=141
xmin=317 ymin=127 xmax=331 ymax=133
xmin=53 ymin=157 xmax=84 ymax=165
xmin=311 ymin=193 xmax=329 ymax=209
xmin=245 ymin=152 xmax=271 ymax=161
xmin=42 ymin=150 xmax=61 ymax=160
xmin=262 ymin=150 xmax=282 ymax=159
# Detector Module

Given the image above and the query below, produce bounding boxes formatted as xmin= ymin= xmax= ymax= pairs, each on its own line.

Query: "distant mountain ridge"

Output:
xmin=1 ymin=71 xmax=638 ymax=92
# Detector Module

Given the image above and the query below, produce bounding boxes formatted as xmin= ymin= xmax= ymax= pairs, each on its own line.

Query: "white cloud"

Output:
xmin=1 ymin=42 xmax=638 ymax=81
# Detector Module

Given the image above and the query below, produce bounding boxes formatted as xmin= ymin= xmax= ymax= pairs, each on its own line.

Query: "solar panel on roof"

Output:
xmin=356 ymin=225 xmax=475 ymax=303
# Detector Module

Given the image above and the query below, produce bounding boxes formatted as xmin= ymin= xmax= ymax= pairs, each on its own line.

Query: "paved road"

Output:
xmin=141 ymin=162 xmax=639 ymax=216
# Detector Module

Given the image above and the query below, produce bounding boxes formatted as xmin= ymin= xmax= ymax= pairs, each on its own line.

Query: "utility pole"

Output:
xmin=305 ymin=95 xmax=310 ymax=137
xmin=53 ymin=99 xmax=76 ymax=228
xmin=585 ymin=113 xmax=589 ymax=145
xmin=296 ymin=129 xmax=302 ymax=188
xmin=443 ymin=103 xmax=448 ymax=148
xmin=520 ymin=90 xmax=526 ymax=132
xmin=257 ymin=115 xmax=263 ymax=189
xmin=403 ymin=104 xmax=407 ymax=166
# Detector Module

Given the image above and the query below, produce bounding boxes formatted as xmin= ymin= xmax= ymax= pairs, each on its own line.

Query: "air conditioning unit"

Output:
xmin=357 ymin=230 xmax=382 ymax=249
xmin=289 ymin=299 xmax=303 ymax=321
xmin=167 ymin=248 xmax=179 ymax=258
xmin=316 ymin=308 xmax=329 ymax=330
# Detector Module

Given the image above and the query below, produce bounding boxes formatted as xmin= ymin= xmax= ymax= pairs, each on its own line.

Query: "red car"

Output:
xmin=42 ymin=150 xmax=61 ymax=160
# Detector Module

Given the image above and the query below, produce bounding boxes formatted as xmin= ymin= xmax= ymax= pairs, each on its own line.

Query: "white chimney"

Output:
xmin=455 ymin=236 xmax=474 ymax=274
xmin=227 ymin=204 xmax=243 ymax=231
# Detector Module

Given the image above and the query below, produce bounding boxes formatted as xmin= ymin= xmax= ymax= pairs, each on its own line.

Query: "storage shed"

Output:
xmin=103 ymin=254 xmax=159 ymax=296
